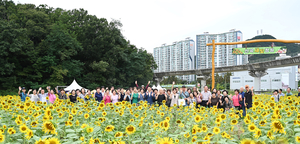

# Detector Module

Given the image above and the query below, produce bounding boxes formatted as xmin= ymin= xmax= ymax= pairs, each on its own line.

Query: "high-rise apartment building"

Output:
xmin=153 ymin=38 xmax=195 ymax=82
xmin=196 ymin=29 xmax=248 ymax=69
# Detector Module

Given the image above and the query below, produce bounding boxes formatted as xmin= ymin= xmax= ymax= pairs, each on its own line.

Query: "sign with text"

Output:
xmin=232 ymin=47 xmax=286 ymax=55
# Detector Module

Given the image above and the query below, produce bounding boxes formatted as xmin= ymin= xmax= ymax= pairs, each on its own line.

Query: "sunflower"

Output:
xmin=240 ymin=139 xmax=255 ymax=144
xmin=176 ymin=120 xmax=181 ymax=124
xmin=220 ymin=114 xmax=226 ymax=120
xmin=19 ymin=124 xmax=28 ymax=133
xmin=105 ymin=125 xmax=115 ymax=132
xmin=194 ymin=115 xmax=201 ymax=123
xmin=231 ymin=119 xmax=238 ymax=125
xmin=81 ymin=124 xmax=88 ymax=129
xmin=0 ymin=134 xmax=4 ymax=143
xmin=31 ymin=121 xmax=38 ymax=127
xmin=259 ymin=120 xmax=266 ymax=126
xmin=184 ymin=132 xmax=190 ymax=138
xmin=114 ymin=131 xmax=123 ymax=138
xmin=84 ymin=113 xmax=89 ymax=119
xmin=248 ymin=124 xmax=256 ymax=132
xmin=213 ymin=127 xmax=220 ymax=134
xmin=191 ymin=127 xmax=197 ymax=135
xmin=271 ymin=120 xmax=285 ymax=133
xmin=201 ymin=126 xmax=208 ymax=132
xmin=34 ymin=138 xmax=48 ymax=144
xmin=254 ymin=129 xmax=262 ymax=138
xmin=48 ymin=137 xmax=60 ymax=144
xmin=25 ymin=129 xmax=33 ymax=140
xmin=42 ymin=121 xmax=57 ymax=135
xmin=267 ymin=130 xmax=274 ymax=140
xmin=86 ymin=127 xmax=93 ymax=133
xmin=215 ymin=118 xmax=221 ymax=124
xmin=296 ymin=136 xmax=300 ymax=143
xmin=68 ymin=115 xmax=73 ymax=121
xmin=102 ymin=112 xmax=107 ymax=116
xmin=163 ymin=121 xmax=170 ymax=130
xmin=125 ymin=125 xmax=136 ymax=135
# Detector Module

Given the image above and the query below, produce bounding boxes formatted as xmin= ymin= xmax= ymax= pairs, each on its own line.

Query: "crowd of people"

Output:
xmin=17 ymin=81 xmax=299 ymax=116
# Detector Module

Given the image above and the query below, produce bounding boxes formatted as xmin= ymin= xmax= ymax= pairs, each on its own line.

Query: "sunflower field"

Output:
xmin=0 ymin=95 xmax=300 ymax=144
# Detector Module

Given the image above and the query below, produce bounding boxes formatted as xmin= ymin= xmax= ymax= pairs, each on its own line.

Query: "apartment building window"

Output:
xmin=233 ymin=80 xmax=240 ymax=83
xmin=245 ymin=80 xmax=253 ymax=82
xmin=272 ymin=79 xmax=281 ymax=82
xmin=275 ymin=72 xmax=281 ymax=74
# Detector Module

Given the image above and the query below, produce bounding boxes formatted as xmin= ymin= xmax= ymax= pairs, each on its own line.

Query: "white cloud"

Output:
xmin=13 ymin=0 xmax=300 ymax=53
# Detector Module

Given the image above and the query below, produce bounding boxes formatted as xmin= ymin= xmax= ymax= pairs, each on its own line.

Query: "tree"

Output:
xmin=0 ymin=1 xmax=157 ymax=92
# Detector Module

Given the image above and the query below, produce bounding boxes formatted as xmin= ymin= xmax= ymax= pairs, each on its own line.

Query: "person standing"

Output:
xmin=232 ymin=89 xmax=241 ymax=110
xmin=38 ymin=87 xmax=48 ymax=103
xmin=47 ymin=86 xmax=56 ymax=104
xmin=165 ymin=89 xmax=172 ymax=107
xmin=286 ymin=87 xmax=293 ymax=96
xmin=103 ymin=90 xmax=111 ymax=105
xmin=278 ymin=89 xmax=285 ymax=97
xmin=68 ymin=90 xmax=77 ymax=103
xmin=297 ymin=87 xmax=300 ymax=96
xmin=239 ymin=87 xmax=246 ymax=116
xmin=124 ymin=89 xmax=131 ymax=103
xmin=131 ymin=88 xmax=139 ymax=104
xmin=27 ymin=89 xmax=40 ymax=103
xmin=194 ymin=91 xmax=202 ymax=108
xmin=79 ymin=88 xmax=86 ymax=101
xmin=145 ymin=87 xmax=154 ymax=105
xmin=85 ymin=90 xmax=93 ymax=101
xmin=18 ymin=87 xmax=27 ymax=102
xmin=155 ymin=89 xmax=166 ymax=106
xmin=135 ymin=81 xmax=151 ymax=92
xmin=109 ymin=86 xmax=115 ymax=95
xmin=94 ymin=87 xmax=103 ymax=103
xmin=201 ymin=86 xmax=211 ymax=107
xmin=272 ymin=90 xmax=281 ymax=102
xmin=187 ymin=93 xmax=197 ymax=107
xmin=244 ymin=85 xmax=254 ymax=110
xmin=119 ymin=88 xmax=125 ymax=101
xmin=111 ymin=90 xmax=119 ymax=104
xmin=139 ymin=89 xmax=146 ymax=102
xmin=55 ymin=87 xmax=67 ymax=99
xmin=208 ymin=92 xmax=219 ymax=107
xmin=222 ymin=97 xmax=232 ymax=112
xmin=179 ymin=86 xmax=189 ymax=106
xmin=170 ymin=88 xmax=179 ymax=107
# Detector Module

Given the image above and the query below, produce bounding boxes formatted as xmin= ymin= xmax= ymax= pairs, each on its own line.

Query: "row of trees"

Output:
xmin=0 ymin=1 xmax=157 ymax=91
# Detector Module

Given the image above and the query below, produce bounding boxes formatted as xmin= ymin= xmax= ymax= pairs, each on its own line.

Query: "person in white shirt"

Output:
xmin=201 ymin=86 xmax=211 ymax=107
xmin=38 ymin=87 xmax=48 ymax=103
xmin=27 ymin=89 xmax=40 ymax=103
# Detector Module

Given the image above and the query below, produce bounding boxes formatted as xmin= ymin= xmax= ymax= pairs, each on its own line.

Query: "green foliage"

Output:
xmin=243 ymin=34 xmax=300 ymax=61
xmin=0 ymin=1 xmax=157 ymax=91
xmin=206 ymin=72 xmax=231 ymax=89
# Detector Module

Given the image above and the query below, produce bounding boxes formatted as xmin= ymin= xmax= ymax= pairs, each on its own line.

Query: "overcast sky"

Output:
xmin=13 ymin=0 xmax=300 ymax=53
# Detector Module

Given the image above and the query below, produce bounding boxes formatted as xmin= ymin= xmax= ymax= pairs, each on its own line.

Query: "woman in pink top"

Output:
xmin=111 ymin=90 xmax=119 ymax=104
xmin=103 ymin=90 xmax=111 ymax=105
xmin=232 ymin=89 xmax=241 ymax=109
xmin=46 ymin=87 xmax=56 ymax=104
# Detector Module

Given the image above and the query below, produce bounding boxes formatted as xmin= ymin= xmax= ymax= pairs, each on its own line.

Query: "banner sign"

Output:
xmin=232 ymin=47 xmax=286 ymax=55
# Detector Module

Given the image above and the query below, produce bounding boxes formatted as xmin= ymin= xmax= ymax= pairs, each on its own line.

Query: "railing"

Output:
xmin=249 ymin=53 xmax=300 ymax=64
xmin=248 ymin=57 xmax=276 ymax=64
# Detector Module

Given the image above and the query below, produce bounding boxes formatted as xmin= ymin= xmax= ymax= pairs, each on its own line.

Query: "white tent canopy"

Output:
xmin=64 ymin=79 xmax=86 ymax=92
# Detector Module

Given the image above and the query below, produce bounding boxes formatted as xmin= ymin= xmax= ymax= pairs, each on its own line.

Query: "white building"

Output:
xmin=196 ymin=29 xmax=248 ymax=69
xmin=153 ymin=38 xmax=195 ymax=82
xmin=230 ymin=66 xmax=298 ymax=90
